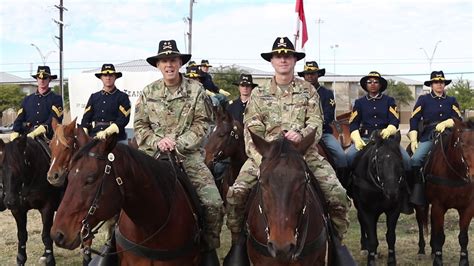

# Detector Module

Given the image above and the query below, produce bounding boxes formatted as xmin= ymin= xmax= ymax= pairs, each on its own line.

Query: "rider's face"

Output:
xmin=158 ymin=57 xmax=182 ymax=85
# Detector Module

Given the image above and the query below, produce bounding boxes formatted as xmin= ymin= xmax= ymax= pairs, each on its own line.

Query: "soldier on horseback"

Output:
xmin=80 ymin=64 xmax=131 ymax=143
xmin=407 ymin=71 xmax=462 ymax=206
xmin=227 ymin=74 xmax=258 ymax=124
xmin=225 ymin=37 xmax=351 ymax=263
xmin=298 ymin=61 xmax=349 ymax=187
xmin=134 ymin=40 xmax=224 ymax=265
xmin=10 ymin=66 xmax=63 ymax=143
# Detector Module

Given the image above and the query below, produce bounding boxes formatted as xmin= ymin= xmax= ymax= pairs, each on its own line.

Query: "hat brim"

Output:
xmin=146 ymin=54 xmax=191 ymax=67
xmin=32 ymin=74 xmax=57 ymax=80
xmin=360 ymin=76 xmax=388 ymax=92
xmin=261 ymin=51 xmax=305 ymax=62
xmin=297 ymin=68 xmax=326 ymax=77
xmin=201 ymin=64 xmax=213 ymax=67
xmin=232 ymin=82 xmax=258 ymax=88
xmin=95 ymin=72 xmax=123 ymax=79
xmin=424 ymin=79 xmax=452 ymax=87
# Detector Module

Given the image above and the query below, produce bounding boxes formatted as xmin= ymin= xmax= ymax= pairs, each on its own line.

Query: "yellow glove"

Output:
xmin=10 ymin=132 xmax=20 ymax=141
xmin=435 ymin=118 xmax=454 ymax=133
xmin=206 ymin=90 xmax=216 ymax=97
xmin=380 ymin=124 xmax=397 ymax=139
xmin=27 ymin=125 xmax=46 ymax=138
xmin=407 ymin=130 xmax=418 ymax=154
xmin=218 ymin=89 xmax=231 ymax=97
xmin=350 ymin=130 xmax=366 ymax=151
xmin=95 ymin=123 xmax=119 ymax=140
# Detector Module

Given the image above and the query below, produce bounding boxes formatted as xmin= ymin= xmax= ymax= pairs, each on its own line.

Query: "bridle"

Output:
xmin=210 ymin=123 xmax=240 ymax=166
xmin=368 ymin=147 xmax=403 ymax=192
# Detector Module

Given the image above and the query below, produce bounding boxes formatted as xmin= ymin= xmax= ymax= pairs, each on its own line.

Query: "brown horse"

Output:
xmin=204 ymin=109 xmax=247 ymax=202
xmin=245 ymin=130 xmax=329 ymax=265
xmin=417 ymin=119 xmax=474 ymax=266
xmin=50 ymin=135 xmax=202 ymax=265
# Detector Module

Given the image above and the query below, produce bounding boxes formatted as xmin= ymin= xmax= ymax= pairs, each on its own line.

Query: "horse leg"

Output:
xmin=11 ymin=209 xmax=28 ymax=266
xmin=415 ymin=205 xmax=427 ymax=255
xmin=458 ymin=208 xmax=472 ymax=266
xmin=385 ymin=210 xmax=400 ymax=266
xmin=356 ymin=207 xmax=368 ymax=254
xmin=430 ymin=203 xmax=446 ymax=266
xmin=39 ymin=204 xmax=56 ymax=266
xmin=360 ymin=210 xmax=378 ymax=266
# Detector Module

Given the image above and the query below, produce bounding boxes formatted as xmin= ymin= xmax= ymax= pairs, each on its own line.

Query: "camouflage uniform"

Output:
xmin=134 ymin=76 xmax=224 ymax=250
xmin=226 ymin=77 xmax=351 ymax=238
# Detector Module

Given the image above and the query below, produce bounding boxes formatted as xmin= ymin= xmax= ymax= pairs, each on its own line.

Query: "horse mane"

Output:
xmin=4 ymin=137 xmax=49 ymax=180
xmin=54 ymin=124 xmax=71 ymax=147
xmin=71 ymin=140 xmax=177 ymax=203
xmin=354 ymin=131 xmax=402 ymax=167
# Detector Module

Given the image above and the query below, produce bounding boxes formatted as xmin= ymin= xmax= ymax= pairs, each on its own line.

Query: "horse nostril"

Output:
xmin=54 ymin=231 xmax=65 ymax=245
xmin=267 ymin=241 xmax=277 ymax=258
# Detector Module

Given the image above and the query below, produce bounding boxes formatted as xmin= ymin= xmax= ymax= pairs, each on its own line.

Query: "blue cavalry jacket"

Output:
xmin=81 ymin=88 xmax=131 ymax=141
xmin=13 ymin=89 xmax=63 ymax=139
xmin=316 ymin=85 xmax=336 ymax=134
xmin=349 ymin=93 xmax=399 ymax=138
xmin=409 ymin=91 xmax=461 ymax=142
xmin=227 ymin=98 xmax=247 ymax=124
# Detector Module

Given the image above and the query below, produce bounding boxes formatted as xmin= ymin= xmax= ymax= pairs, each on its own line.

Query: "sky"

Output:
xmin=0 ymin=0 xmax=473 ymax=82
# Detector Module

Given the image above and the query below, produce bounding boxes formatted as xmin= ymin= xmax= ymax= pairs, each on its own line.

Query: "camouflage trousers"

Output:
xmin=183 ymin=152 xmax=224 ymax=251
xmin=226 ymin=146 xmax=351 ymax=239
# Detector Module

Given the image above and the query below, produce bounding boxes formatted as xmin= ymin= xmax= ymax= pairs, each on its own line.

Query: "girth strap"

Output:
xmin=425 ymin=174 xmax=470 ymax=187
xmin=114 ymin=227 xmax=197 ymax=261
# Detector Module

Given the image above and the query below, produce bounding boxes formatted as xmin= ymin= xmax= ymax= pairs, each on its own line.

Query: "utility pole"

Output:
xmin=186 ymin=0 xmax=195 ymax=54
xmin=420 ymin=40 xmax=442 ymax=73
xmin=315 ymin=18 xmax=324 ymax=63
xmin=54 ymin=0 xmax=67 ymax=101
xmin=30 ymin=43 xmax=56 ymax=66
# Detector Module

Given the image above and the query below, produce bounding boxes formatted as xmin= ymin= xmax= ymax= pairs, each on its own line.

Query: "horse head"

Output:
xmin=2 ymin=136 xmax=49 ymax=209
xmin=452 ymin=118 xmax=474 ymax=180
xmin=204 ymin=109 xmax=244 ymax=169
xmin=48 ymin=117 xmax=89 ymax=187
xmin=363 ymin=130 xmax=404 ymax=201
xmin=249 ymin=129 xmax=317 ymax=260
xmin=51 ymin=134 xmax=120 ymax=250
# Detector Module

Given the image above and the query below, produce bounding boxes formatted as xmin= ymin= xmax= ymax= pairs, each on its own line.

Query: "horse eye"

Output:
xmin=85 ymin=176 xmax=96 ymax=185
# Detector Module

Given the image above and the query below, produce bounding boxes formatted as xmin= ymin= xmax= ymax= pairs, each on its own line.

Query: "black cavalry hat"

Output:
xmin=261 ymin=37 xmax=305 ymax=62
xmin=232 ymin=74 xmax=258 ymax=88
xmin=200 ymin=59 xmax=213 ymax=67
xmin=424 ymin=71 xmax=452 ymax=87
xmin=94 ymin=64 xmax=122 ymax=79
xmin=184 ymin=65 xmax=203 ymax=79
xmin=297 ymin=61 xmax=326 ymax=77
xmin=360 ymin=71 xmax=388 ymax=92
xmin=146 ymin=40 xmax=191 ymax=67
xmin=31 ymin=65 xmax=57 ymax=80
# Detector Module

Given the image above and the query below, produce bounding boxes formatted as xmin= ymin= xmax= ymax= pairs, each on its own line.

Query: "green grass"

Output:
xmin=0 ymin=205 xmax=471 ymax=265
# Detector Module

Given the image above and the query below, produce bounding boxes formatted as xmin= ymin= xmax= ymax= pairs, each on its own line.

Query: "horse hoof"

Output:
xmin=38 ymin=255 xmax=55 ymax=266
xmin=459 ymin=256 xmax=469 ymax=266
xmin=417 ymin=253 xmax=426 ymax=260
xmin=360 ymin=250 xmax=368 ymax=256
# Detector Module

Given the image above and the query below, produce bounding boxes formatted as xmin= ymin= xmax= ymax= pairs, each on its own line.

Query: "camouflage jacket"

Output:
xmin=134 ymin=76 xmax=211 ymax=156
xmin=244 ymin=77 xmax=323 ymax=164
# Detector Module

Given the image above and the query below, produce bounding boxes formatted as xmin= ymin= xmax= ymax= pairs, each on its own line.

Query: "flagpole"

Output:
xmin=294 ymin=14 xmax=300 ymax=49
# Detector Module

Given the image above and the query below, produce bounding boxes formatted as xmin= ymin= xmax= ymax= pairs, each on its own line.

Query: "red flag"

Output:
xmin=295 ymin=0 xmax=308 ymax=48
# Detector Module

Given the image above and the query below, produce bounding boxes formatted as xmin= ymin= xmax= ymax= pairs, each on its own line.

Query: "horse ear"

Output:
xmin=17 ymin=135 xmax=27 ymax=152
xmin=64 ymin=117 xmax=77 ymax=135
xmin=296 ymin=129 xmax=316 ymax=155
xmin=52 ymin=117 xmax=59 ymax=132
xmin=76 ymin=126 xmax=91 ymax=148
xmin=249 ymin=129 xmax=270 ymax=157
xmin=103 ymin=134 xmax=118 ymax=154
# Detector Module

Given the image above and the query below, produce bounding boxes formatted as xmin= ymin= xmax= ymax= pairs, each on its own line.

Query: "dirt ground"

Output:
xmin=0 ymin=205 xmax=472 ymax=265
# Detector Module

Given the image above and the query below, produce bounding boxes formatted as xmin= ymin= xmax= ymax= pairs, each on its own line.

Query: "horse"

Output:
xmin=416 ymin=119 xmax=474 ymax=266
xmin=204 ymin=109 xmax=246 ymax=203
xmin=0 ymin=139 xmax=7 ymax=212
xmin=0 ymin=135 xmax=62 ymax=266
xmin=50 ymin=134 xmax=203 ymax=265
xmin=244 ymin=130 xmax=329 ymax=265
xmin=351 ymin=131 xmax=406 ymax=266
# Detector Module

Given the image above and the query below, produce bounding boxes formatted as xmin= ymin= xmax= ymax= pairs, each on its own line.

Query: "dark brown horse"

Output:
xmin=50 ymin=135 xmax=202 ymax=265
xmin=1 ymin=136 xmax=62 ymax=266
xmin=417 ymin=119 xmax=474 ymax=266
xmin=245 ymin=130 xmax=329 ymax=265
xmin=204 ymin=109 xmax=247 ymax=202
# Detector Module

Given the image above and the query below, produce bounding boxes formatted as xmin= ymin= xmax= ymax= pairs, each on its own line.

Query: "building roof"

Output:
xmin=318 ymin=72 xmax=423 ymax=85
xmin=0 ymin=72 xmax=36 ymax=84
xmin=83 ymin=59 xmax=157 ymax=73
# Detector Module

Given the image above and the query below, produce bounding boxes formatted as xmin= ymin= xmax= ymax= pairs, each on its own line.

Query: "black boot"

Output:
xmin=410 ymin=167 xmax=426 ymax=206
xmin=223 ymin=232 xmax=250 ymax=266
xmin=200 ymin=249 xmax=220 ymax=266
xmin=400 ymin=177 xmax=414 ymax=215
xmin=88 ymin=235 xmax=118 ymax=266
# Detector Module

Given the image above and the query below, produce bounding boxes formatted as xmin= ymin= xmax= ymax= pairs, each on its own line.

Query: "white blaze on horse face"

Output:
xmin=75 ymin=168 xmax=80 ymax=175
xmin=48 ymin=157 xmax=56 ymax=172
xmin=56 ymin=139 xmax=59 ymax=146
xmin=213 ymin=126 xmax=218 ymax=133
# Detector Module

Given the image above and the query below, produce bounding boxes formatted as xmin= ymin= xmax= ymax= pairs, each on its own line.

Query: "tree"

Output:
xmin=211 ymin=65 xmax=248 ymax=97
xmin=52 ymin=82 xmax=69 ymax=110
xmin=446 ymin=78 xmax=474 ymax=114
xmin=385 ymin=79 xmax=414 ymax=108
xmin=0 ymin=84 xmax=26 ymax=114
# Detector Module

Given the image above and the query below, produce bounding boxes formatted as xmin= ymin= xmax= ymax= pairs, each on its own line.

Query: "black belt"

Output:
xmin=92 ymin=121 xmax=112 ymax=128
